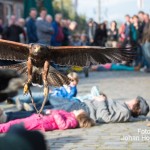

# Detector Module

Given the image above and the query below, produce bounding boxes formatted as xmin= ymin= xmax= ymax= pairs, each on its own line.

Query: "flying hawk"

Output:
xmin=0 ymin=39 xmax=135 ymax=112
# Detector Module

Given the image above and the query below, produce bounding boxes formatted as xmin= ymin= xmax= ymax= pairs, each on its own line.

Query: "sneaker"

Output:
xmin=23 ymin=103 xmax=34 ymax=111
xmin=15 ymin=98 xmax=23 ymax=111
xmin=140 ymin=66 xmax=147 ymax=72
xmin=91 ymin=86 xmax=100 ymax=97
xmin=0 ymin=108 xmax=7 ymax=123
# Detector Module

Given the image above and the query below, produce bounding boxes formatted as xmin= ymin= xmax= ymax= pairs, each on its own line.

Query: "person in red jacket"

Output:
xmin=0 ymin=109 xmax=94 ymax=133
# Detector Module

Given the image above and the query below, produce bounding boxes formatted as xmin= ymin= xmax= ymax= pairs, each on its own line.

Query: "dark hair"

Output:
xmin=76 ymin=112 xmax=95 ymax=128
xmin=100 ymin=93 xmax=107 ymax=100
xmin=40 ymin=8 xmax=47 ymax=13
xmin=30 ymin=8 xmax=37 ymax=12
xmin=125 ymin=14 xmax=130 ymax=18
xmin=138 ymin=11 xmax=144 ymax=15
xmin=111 ymin=20 xmax=117 ymax=28
xmin=131 ymin=100 xmax=141 ymax=117
xmin=132 ymin=15 xmax=139 ymax=20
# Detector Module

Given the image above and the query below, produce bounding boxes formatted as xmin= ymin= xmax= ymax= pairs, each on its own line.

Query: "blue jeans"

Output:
xmin=6 ymin=111 xmax=34 ymax=122
xmin=12 ymin=92 xmax=45 ymax=104
xmin=142 ymin=42 xmax=150 ymax=69
xmin=37 ymin=96 xmax=88 ymax=113
xmin=134 ymin=44 xmax=143 ymax=67
xmin=6 ymin=97 xmax=89 ymax=122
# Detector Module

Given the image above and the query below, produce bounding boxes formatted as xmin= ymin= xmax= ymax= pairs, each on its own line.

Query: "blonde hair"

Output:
xmin=76 ymin=112 xmax=95 ymax=128
xmin=67 ymin=72 xmax=79 ymax=83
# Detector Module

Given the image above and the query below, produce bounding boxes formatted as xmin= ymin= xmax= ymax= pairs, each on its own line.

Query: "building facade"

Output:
xmin=0 ymin=0 xmax=23 ymax=24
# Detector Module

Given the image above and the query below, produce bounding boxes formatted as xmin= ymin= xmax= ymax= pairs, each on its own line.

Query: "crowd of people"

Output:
xmin=0 ymin=9 xmax=150 ymax=72
xmin=0 ymin=7 xmax=150 ymax=150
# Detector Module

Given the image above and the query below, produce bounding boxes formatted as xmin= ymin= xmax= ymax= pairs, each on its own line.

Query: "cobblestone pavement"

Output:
xmin=1 ymin=71 xmax=150 ymax=150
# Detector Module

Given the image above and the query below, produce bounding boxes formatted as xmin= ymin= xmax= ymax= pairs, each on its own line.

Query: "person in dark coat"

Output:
xmin=2 ymin=15 xmax=25 ymax=42
xmin=26 ymin=8 xmax=38 ymax=43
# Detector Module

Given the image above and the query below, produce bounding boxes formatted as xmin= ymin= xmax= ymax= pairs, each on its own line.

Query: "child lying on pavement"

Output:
xmin=0 ymin=109 xmax=95 ymax=133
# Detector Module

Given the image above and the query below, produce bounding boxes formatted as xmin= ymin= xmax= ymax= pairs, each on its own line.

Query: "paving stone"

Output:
xmin=1 ymin=71 xmax=150 ymax=149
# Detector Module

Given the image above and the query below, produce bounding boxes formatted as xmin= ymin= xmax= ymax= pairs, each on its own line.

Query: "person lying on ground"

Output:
xmin=91 ymin=63 xmax=140 ymax=71
xmin=8 ymin=72 xmax=79 ymax=110
xmin=0 ymin=109 xmax=94 ymax=133
xmin=0 ymin=86 xmax=149 ymax=124
xmin=50 ymin=72 xmax=79 ymax=99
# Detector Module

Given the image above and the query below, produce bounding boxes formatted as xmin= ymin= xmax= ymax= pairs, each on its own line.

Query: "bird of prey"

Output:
xmin=0 ymin=69 xmax=25 ymax=102
xmin=0 ymin=39 xmax=135 ymax=113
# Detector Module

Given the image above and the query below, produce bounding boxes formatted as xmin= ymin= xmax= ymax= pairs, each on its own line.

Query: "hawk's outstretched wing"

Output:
xmin=0 ymin=39 xmax=29 ymax=61
xmin=0 ymin=63 xmax=69 ymax=87
xmin=50 ymin=46 xmax=135 ymax=66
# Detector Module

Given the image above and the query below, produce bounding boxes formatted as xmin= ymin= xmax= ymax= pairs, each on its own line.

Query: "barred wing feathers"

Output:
xmin=0 ymin=63 xmax=69 ymax=87
xmin=50 ymin=46 xmax=135 ymax=66
xmin=0 ymin=39 xmax=29 ymax=61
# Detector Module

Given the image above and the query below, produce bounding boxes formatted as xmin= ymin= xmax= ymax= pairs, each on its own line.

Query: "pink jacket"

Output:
xmin=0 ymin=110 xmax=78 ymax=133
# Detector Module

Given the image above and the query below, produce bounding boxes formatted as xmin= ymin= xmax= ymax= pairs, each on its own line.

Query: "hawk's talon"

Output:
xmin=23 ymin=83 xmax=30 ymax=95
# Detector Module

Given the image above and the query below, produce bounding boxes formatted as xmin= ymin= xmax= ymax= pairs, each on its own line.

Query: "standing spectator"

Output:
xmin=138 ymin=11 xmax=145 ymax=42
xmin=86 ymin=18 xmax=98 ymax=45
xmin=61 ymin=19 xmax=70 ymax=46
xmin=118 ymin=24 xmax=126 ymax=47
xmin=26 ymin=8 xmax=38 ymax=43
xmin=51 ymin=13 xmax=64 ymax=46
xmin=2 ymin=15 xmax=25 ymax=42
xmin=123 ymin=15 xmax=132 ymax=46
xmin=130 ymin=15 xmax=139 ymax=46
xmin=17 ymin=18 xmax=27 ymax=43
xmin=130 ymin=15 xmax=142 ymax=68
xmin=94 ymin=23 xmax=107 ymax=46
xmin=0 ymin=19 xmax=3 ymax=39
xmin=71 ymin=33 xmax=89 ymax=46
xmin=69 ymin=21 xmax=77 ymax=31
xmin=105 ymin=21 xmax=118 ymax=47
xmin=143 ymin=13 xmax=150 ymax=24
xmin=46 ymin=14 xmax=53 ymax=24
xmin=36 ymin=8 xmax=54 ymax=45
xmin=79 ymin=33 xmax=89 ymax=46
xmin=141 ymin=14 xmax=150 ymax=72
xmin=71 ymin=33 xmax=81 ymax=46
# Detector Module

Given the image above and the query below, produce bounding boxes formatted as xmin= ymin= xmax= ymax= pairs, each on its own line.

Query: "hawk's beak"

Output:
xmin=35 ymin=46 xmax=41 ymax=53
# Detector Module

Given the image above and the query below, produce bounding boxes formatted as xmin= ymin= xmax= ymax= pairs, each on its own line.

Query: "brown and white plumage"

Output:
xmin=0 ymin=39 xmax=135 ymax=112
xmin=0 ymin=39 xmax=134 ymax=64
xmin=0 ymin=39 xmax=135 ymax=85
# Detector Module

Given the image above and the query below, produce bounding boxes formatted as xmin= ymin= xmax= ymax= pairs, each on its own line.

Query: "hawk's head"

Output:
xmin=29 ymin=44 xmax=50 ymax=57
xmin=29 ymin=44 xmax=42 ymax=56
